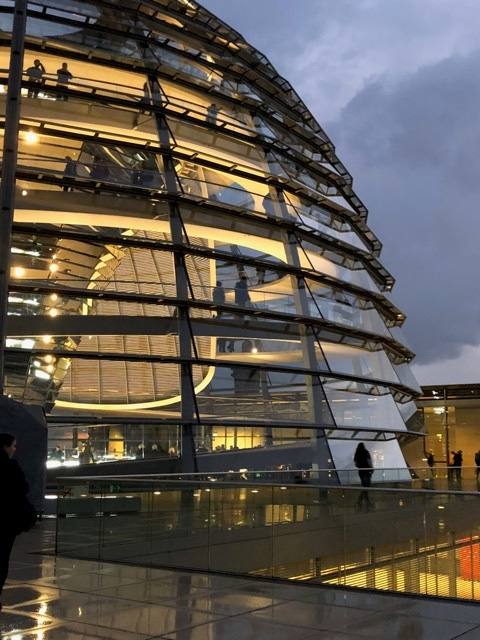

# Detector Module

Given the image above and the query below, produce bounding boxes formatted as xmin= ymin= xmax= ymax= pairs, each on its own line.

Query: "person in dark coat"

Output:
xmin=475 ymin=450 xmax=480 ymax=480
xmin=0 ymin=433 xmax=30 ymax=610
xmin=354 ymin=442 xmax=373 ymax=510
xmin=90 ymin=157 xmax=110 ymax=182
xmin=63 ymin=155 xmax=78 ymax=191
xmin=354 ymin=442 xmax=373 ymax=487
xmin=452 ymin=450 xmax=463 ymax=480
xmin=426 ymin=449 xmax=435 ymax=477
xmin=213 ymin=281 xmax=226 ymax=319
xmin=234 ymin=276 xmax=250 ymax=307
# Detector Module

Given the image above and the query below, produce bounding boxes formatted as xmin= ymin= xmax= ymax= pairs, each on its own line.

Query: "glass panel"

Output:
xmin=195 ymin=364 xmax=335 ymax=425
xmin=322 ymin=343 xmax=400 ymax=384
xmin=323 ymin=378 xmax=406 ymax=431
xmin=55 ymin=477 xmax=480 ymax=602
xmin=299 ymin=239 xmax=381 ymax=294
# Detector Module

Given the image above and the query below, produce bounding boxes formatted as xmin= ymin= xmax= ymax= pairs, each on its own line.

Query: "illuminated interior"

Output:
xmin=1 ymin=0 xmax=422 ymax=473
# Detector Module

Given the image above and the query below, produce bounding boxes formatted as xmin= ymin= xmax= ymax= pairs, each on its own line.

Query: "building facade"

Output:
xmin=417 ymin=384 xmax=480 ymax=468
xmin=0 ymin=0 xmax=422 ymax=474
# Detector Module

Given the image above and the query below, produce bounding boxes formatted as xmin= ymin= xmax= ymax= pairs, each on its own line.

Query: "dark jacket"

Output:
xmin=354 ymin=448 xmax=372 ymax=469
xmin=234 ymin=279 xmax=250 ymax=305
xmin=453 ymin=452 xmax=463 ymax=466
xmin=0 ymin=451 xmax=29 ymax=534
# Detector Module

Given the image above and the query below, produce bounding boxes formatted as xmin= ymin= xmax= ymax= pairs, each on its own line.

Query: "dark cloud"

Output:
xmin=328 ymin=51 xmax=480 ymax=363
xmin=199 ymin=0 xmax=480 ymax=368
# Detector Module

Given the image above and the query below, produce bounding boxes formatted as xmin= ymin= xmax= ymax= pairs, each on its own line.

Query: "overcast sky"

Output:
xmin=201 ymin=0 xmax=480 ymax=385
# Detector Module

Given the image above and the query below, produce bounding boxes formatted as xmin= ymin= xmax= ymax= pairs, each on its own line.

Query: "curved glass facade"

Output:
xmin=0 ymin=0 xmax=422 ymax=474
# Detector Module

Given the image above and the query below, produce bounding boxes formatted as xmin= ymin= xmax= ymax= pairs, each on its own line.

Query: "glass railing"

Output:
xmin=15 ymin=156 xmax=167 ymax=193
xmin=55 ymin=474 xmax=480 ymax=601
xmin=1 ymin=66 xmax=329 ymax=173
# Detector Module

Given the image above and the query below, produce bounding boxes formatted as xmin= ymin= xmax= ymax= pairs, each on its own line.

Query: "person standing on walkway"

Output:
xmin=354 ymin=442 xmax=373 ymax=487
xmin=453 ymin=450 xmax=463 ymax=481
xmin=354 ymin=442 xmax=373 ymax=510
xmin=234 ymin=276 xmax=250 ymax=308
xmin=56 ymin=62 xmax=73 ymax=101
xmin=213 ymin=281 xmax=226 ymax=318
xmin=63 ymin=155 xmax=78 ymax=192
xmin=426 ymin=449 xmax=435 ymax=477
xmin=475 ymin=450 xmax=480 ymax=480
xmin=26 ymin=59 xmax=45 ymax=98
xmin=0 ymin=433 xmax=31 ymax=611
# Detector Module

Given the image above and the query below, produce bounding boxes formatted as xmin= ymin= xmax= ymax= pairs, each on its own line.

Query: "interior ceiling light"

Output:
xmin=25 ymin=131 xmax=39 ymax=144
xmin=42 ymin=335 xmax=52 ymax=344
xmin=50 ymin=293 xmax=58 ymax=301
xmin=49 ymin=263 xmax=59 ymax=273
xmin=13 ymin=266 xmax=25 ymax=277
xmin=49 ymin=309 xmax=58 ymax=317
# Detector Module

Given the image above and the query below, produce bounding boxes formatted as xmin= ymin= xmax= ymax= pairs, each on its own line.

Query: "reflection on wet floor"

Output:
xmin=2 ymin=521 xmax=480 ymax=639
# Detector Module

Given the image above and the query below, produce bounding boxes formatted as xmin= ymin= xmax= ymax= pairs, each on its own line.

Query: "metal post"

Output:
xmin=0 ymin=0 xmax=27 ymax=393
xmin=149 ymin=77 xmax=198 ymax=472
xmin=444 ymin=386 xmax=450 ymax=467
xmin=272 ymin=187 xmax=333 ymax=471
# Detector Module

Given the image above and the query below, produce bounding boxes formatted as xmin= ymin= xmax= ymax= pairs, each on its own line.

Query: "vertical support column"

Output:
xmin=271 ymin=186 xmax=333 ymax=471
xmin=0 ymin=0 xmax=27 ymax=393
xmin=250 ymin=115 xmax=334 ymax=470
xmin=148 ymin=77 xmax=197 ymax=472
xmin=444 ymin=386 xmax=450 ymax=467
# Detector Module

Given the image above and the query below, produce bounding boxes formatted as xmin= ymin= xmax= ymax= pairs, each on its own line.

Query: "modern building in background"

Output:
xmin=416 ymin=384 xmax=480 ymax=468
xmin=0 ymin=0 xmax=423 ymax=476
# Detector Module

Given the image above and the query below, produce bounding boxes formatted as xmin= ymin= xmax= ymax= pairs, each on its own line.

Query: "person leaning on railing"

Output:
xmin=25 ymin=59 xmax=45 ymax=98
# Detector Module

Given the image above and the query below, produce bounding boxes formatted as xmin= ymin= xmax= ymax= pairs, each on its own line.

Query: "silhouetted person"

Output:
xmin=90 ymin=157 xmax=110 ymax=182
xmin=52 ymin=446 xmax=63 ymax=462
xmin=56 ymin=62 xmax=73 ymax=101
xmin=79 ymin=442 xmax=95 ymax=464
xmin=149 ymin=444 xmax=160 ymax=457
xmin=213 ymin=280 xmax=225 ymax=319
xmin=234 ymin=276 xmax=250 ymax=307
xmin=0 ymin=433 xmax=31 ymax=610
xmin=26 ymin=59 xmax=45 ymax=97
xmin=475 ymin=450 xmax=480 ymax=480
xmin=206 ymin=103 xmax=220 ymax=125
xmin=241 ymin=339 xmax=253 ymax=353
xmin=426 ymin=449 xmax=435 ymax=477
xmin=262 ymin=194 xmax=275 ymax=217
xmin=354 ymin=442 xmax=373 ymax=510
xmin=63 ymin=155 xmax=77 ymax=191
xmin=354 ymin=442 xmax=373 ymax=487
xmin=453 ymin=450 xmax=463 ymax=480
xmin=213 ymin=281 xmax=226 ymax=305
xmin=135 ymin=443 xmax=145 ymax=460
